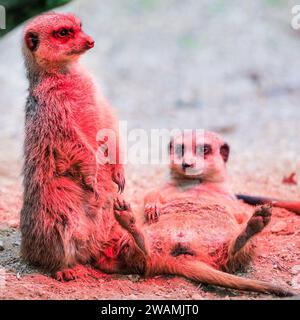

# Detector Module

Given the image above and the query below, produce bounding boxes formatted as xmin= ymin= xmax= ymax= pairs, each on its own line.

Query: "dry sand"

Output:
xmin=0 ymin=0 xmax=299 ymax=299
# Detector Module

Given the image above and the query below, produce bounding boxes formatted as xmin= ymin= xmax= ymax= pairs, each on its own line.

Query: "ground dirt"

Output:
xmin=0 ymin=0 xmax=299 ymax=299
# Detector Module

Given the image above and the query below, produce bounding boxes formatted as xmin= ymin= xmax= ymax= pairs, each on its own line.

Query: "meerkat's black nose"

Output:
xmin=86 ymin=39 xmax=95 ymax=48
xmin=182 ymin=162 xmax=192 ymax=169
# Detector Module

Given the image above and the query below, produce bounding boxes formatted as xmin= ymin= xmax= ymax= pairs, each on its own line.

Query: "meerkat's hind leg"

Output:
xmin=225 ymin=205 xmax=272 ymax=272
xmin=233 ymin=205 xmax=271 ymax=254
xmin=113 ymin=198 xmax=148 ymax=255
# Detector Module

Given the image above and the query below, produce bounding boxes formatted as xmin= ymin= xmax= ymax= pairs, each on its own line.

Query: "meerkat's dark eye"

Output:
xmin=54 ymin=28 xmax=73 ymax=38
xmin=196 ymin=144 xmax=212 ymax=156
xmin=220 ymin=143 xmax=230 ymax=162
xmin=174 ymin=144 xmax=184 ymax=157
xmin=59 ymin=29 xmax=68 ymax=36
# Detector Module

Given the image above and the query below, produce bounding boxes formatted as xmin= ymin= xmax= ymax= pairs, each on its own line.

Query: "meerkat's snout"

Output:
xmin=169 ymin=130 xmax=230 ymax=182
xmin=75 ymin=32 xmax=94 ymax=52
xmin=181 ymin=154 xmax=196 ymax=172
xmin=182 ymin=161 xmax=193 ymax=169
xmin=84 ymin=36 xmax=95 ymax=49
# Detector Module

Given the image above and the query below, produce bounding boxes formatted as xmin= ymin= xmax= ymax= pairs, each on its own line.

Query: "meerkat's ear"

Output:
xmin=220 ymin=143 xmax=230 ymax=162
xmin=25 ymin=32 xmax=40 ymax=52
xmin=168 ymin=138 xmax=174 ymax=154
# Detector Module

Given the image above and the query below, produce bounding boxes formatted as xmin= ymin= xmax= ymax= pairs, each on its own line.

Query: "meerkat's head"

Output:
xmin=169 ymin=130 xmax=230 ymax=183
xmin=23 ymin=12 xmax=94 ymax=70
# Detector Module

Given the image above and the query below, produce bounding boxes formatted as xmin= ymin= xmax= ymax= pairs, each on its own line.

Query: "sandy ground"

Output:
xmin=0 ymin=0 xmax=299 ymax=299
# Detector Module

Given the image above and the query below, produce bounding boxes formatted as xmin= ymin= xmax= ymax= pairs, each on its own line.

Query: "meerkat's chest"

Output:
xmin=161 ymin=184 xmax=234 ymax=204
xmin=70 ymin=78 xmax=103 ymax=142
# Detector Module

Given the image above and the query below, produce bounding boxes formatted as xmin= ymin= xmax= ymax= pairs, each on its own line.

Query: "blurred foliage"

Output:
xmin=209 ymin=0 xmax=226 ymax=14
xmin=264 ymin=0 xmax=285 ymax=7
xmin=139 ymin=0 xmax=160 ymax=10
xmin=0 ymin=0 xmax=72 ymax=37
xmin=126 ymin=0 xmax=161 ymax=15
xmin=177 ymin=33 xmax=200 ymax=52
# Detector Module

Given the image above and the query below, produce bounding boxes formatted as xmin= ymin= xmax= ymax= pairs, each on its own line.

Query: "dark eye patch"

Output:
xmin=196 ymin=144 xmax=212 ymax=156
xmin=168 ymin=139 xmax=173 ymax=154
xmin=174 ymin=144 xmax=184 ymax=157
xmin=53 ymin=28 xmax=74 ymax=38
xmin=220 ymin=143 xmax=230 ymax=162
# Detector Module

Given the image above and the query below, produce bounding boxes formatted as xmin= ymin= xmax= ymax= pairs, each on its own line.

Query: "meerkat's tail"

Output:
xmin=151 ymin=258 xmax=294 ymax=297
xmin=236 ymin=194 xmax=300 ymax=215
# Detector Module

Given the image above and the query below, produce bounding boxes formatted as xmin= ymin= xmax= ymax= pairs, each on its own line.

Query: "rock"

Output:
xmin=291 ymin=265 xmax=300 ymax=275
xmin=291 ymin=275 xmax=300 ymax=290
xmin=282 ymin=172 xmax=297 ymax=185
xmin=0 ymin=240 xmax=4 ymax=251
xmin=13 ymin=240 xmax=21 ymax=247
xmin=127 ymin=274 xmax=140 ymax=282
xmin=271 ymin=221 xmax=288 ymax=233
xmin=8 ymin=221 xmax=19 ymax=228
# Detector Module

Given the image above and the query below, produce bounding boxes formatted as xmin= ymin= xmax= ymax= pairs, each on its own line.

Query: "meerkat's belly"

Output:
xmin=144 ymin=199 xmax=241 ymax=261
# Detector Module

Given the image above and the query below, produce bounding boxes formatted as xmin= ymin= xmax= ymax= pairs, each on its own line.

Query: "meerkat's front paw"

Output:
xmin=113 ymin=198 xmax=135 ymax=230
xmin=145 ymin=203 xmax=160 ymax=224
xmin=112 ymin=166 xmax=125 ymax=193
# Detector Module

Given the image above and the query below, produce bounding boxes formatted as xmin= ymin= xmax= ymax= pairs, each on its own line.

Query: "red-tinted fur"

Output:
xmin=21 ymin=12 xmax=127 ymax=279
xmin=113 ymin=131 xmax=294 ymax=296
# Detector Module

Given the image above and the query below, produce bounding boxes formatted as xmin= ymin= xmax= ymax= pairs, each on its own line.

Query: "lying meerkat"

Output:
xmin=144 ymin=130 xmax=300 ymax=222
xmin=113 ymin=130 xmax=294 ymax=296
xmin=20 ymin=12 xmax=130 ymax=280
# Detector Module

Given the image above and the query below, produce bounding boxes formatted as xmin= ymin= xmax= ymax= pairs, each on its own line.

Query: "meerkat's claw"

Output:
xmin=94 ymin=190 xmax=100 ymax=200
xmin=113 ymin=198 xmax=131 ymax=212
xmin=112 ymin=168 xmax=125 ymax=193
xmin=253 ymin=204 xmax=272 ymax=225
xmin=145 ymin=203 xmax=160 ymax=224
xmin=55 ymin=268 xmax=79 ymax=282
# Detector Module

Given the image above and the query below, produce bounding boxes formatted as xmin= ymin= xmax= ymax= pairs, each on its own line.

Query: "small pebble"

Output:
xmin=191 ymin=294 xmax=203 ymax=300
xmin=127 ymin=274 xmax=140 ymax=282
xmin=0 ymin=240 xmax=4 ymax=251
xmin=13 ymin=240 xmax=21 ymax=247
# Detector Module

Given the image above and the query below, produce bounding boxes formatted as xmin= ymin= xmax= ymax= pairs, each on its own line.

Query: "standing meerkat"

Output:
xmin=113 ymin=130 xmax=295 ymax=296
xmin=20 ymin=12 xmax=135 ymax=280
